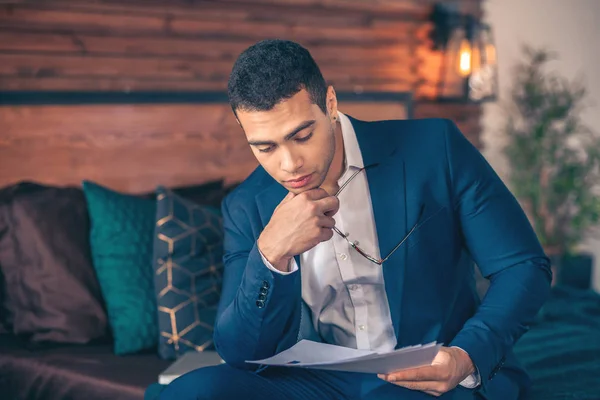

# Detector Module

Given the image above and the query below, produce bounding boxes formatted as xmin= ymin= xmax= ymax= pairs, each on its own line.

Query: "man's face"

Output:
xmin=236 ymin=89 xmax=337 ymax=194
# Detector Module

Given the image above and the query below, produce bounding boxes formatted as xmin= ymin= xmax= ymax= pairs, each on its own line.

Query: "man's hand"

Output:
xmin=377 ymin=347 xmax=475 ymax=397
xmin=258 ymin=188 xmax=339 ymax=272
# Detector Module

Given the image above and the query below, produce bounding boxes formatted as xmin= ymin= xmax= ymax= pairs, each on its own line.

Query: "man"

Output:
xmin=158 ymin=39 xmax=551 ymax=400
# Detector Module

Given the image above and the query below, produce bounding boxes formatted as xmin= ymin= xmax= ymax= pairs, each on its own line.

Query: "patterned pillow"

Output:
xmin=82 ymin=181 xmax=158 ymax=355
xmin=153 ymin=186 xmax=224 ymax=359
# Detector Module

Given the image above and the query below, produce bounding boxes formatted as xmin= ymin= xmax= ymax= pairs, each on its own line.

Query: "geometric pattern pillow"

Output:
xmin=153 ymin=186 xmax=224 ymax=360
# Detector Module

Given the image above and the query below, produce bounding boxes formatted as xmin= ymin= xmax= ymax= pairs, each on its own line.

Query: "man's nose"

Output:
xmin=280 ymin=149 xmax=303 ymax=173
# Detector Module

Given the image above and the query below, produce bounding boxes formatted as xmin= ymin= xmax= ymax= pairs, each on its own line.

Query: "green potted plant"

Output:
xmin=502 ymin=46 xmax=600 ymax=287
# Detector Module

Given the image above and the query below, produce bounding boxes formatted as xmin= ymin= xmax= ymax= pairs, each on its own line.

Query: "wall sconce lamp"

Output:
xmin=429 ymin=3 xmax=498 ymax=103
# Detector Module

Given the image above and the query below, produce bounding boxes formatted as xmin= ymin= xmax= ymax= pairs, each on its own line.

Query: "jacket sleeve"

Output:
xmin=213 ymin=194 xmax=301 ymax=369
xmin=441 ymin=120 xmax=552 ymax=389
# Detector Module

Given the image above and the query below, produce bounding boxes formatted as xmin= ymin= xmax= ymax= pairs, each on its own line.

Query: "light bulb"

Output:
xmin=458 ymin=39 xmax=472 ymax=77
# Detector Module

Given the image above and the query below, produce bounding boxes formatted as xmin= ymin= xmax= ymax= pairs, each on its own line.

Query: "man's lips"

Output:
xmin=285 ymin=174 xmax=313 ymax=188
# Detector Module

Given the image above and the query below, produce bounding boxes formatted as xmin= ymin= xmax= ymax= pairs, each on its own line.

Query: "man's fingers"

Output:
xmin=318 ymin=216 xmax=336 ymax=229
xmin=296 ymin=189 xmax=339 ymax=216
xmin=378 ymin=365 xmax=446 ymax=382
xmin=302 ymin=188 xmax=330 ymax=201
xmin=315 ymin=196 xmax=340 ymax=216
xmin=282 ymin=191 xmax=296 ymax=203
xmin=377 ymin=349 xmax=459 ymax=397
xmin=274 ymin=191 xmax=296 ymax=213
xmin=319 ymin=227 xmax=334 ymax=242
xmin=382 ymin=380 xmax=442 ymax=392
xmin=378 ymin=377 xmax=450 ymax=397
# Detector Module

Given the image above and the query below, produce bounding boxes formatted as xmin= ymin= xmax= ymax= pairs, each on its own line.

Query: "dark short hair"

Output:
xmin=227 ymin=39 xmax=328 ymax=115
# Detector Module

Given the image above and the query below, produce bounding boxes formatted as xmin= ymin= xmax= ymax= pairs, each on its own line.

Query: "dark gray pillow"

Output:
xmin=0 ymin=182 xmax=108 ymax=343
xmin=152 ymin=186 xmax=224 ymax=359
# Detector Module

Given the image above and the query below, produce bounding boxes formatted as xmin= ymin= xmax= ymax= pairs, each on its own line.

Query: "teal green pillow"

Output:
xmin=82 ymin=181 xmax=158 ymax=355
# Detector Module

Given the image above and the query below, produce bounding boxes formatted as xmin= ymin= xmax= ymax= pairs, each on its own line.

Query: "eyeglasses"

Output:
xmin=332 ymin=165 xmax=424 ymax=266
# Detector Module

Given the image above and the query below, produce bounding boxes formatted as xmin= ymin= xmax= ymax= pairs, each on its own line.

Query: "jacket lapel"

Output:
xmin=351 ymin=116 xmax=408 ymax=344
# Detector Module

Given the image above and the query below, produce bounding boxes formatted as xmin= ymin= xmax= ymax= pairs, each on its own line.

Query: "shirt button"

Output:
xmin=339 ymin=253 xmax=348 ymax=261
xmin=349 ymin=284 xmax=359 ymax=291
xmin=358 ymin=325 xmax=366 ymax=331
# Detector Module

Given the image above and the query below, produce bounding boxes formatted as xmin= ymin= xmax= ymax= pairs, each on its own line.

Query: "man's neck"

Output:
xmin=321 ymin=121 xmax=345 ymax=195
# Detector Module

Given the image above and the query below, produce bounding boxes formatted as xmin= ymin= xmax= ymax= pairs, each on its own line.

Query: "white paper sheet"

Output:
xmin=246 ymin=340 xmax=442 ymax=374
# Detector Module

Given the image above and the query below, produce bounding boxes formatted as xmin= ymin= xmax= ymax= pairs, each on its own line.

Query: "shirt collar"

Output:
xmin=337 ymin=111 xmax=365 ymax=170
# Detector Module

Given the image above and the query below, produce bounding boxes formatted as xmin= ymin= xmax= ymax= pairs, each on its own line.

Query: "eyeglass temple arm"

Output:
xmin=334 ymin=163 xmax=378 ymax=198
xmin=380 ymin=204 xmax=425 ymax=263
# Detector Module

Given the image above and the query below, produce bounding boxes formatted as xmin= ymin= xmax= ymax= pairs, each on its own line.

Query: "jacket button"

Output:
xmin=262 ymin=281 xmax=270 ymax=289
xmin=259 ymin=287 xmax=268 ymax=295
xmin=256 ymin=300 xmax=265 ymax=308
xmin=489 ymin=364 xmax=502 ymax=380
xmin=258 ymin=294 xmax=267 ymax=301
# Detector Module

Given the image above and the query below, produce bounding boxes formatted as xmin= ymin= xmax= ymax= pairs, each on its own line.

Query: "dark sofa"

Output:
xmin=0 ymin=334 xmax=170 ymax=400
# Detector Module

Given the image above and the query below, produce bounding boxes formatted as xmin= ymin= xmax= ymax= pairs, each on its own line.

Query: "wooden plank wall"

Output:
xmin=0 ymin=0 xmax=483 ymax=193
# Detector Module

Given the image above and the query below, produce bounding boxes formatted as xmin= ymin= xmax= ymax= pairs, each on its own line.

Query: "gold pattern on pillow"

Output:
xmin=153 ymin=189 xmax=223 ymax=359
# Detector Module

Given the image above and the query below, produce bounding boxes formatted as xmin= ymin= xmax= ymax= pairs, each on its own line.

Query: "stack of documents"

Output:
xmin=246 ymin=340 xmax=442 ymax=374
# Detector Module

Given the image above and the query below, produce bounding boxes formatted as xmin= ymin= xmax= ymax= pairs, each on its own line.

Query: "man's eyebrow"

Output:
xmin=283 ymin=120 xmax=316 ymax=140
xmin=247 ymin=120 xmax=316 ymax=146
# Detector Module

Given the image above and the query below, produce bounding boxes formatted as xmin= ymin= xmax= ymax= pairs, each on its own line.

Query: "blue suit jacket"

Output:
xmin=215 ymin=117 xmax=552 ymax=399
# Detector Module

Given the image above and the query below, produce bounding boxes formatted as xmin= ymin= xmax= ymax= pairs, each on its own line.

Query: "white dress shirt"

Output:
xmin=260 ymin=112 xmax=479 ymax=388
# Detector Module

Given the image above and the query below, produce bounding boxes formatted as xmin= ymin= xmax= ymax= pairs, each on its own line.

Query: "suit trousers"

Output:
xmin=147 ymin=364 xmax=490 ymax=400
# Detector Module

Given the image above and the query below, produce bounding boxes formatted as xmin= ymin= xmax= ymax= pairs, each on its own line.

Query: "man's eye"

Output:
xmin=258 ymin=146 xmax=274 ymax=153
xmin=296 ymin=132 xmax=313 ymax=142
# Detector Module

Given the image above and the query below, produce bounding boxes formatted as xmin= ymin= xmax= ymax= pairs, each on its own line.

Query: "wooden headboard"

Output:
xmin=0 ymin=91 xmax=412 ymax=194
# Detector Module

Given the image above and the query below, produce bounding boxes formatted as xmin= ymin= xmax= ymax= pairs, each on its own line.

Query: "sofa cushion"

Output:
xmin=82 ymin=181 xmax=159 ymax=355
xmin=0 ymin=182 xmax=108 ymax=343
xmin=153 ymin=187 xmax=224 ymax=359
xmin=0 ymin=333 xmax=170 ymax=400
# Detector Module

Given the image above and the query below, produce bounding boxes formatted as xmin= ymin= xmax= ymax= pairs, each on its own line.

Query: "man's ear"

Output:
xmin=232 ymin=108 xmax=242 ymax=126
xmin=326 ymin=86 xmax=339 ymax=121
xmin=234 ymin=115 xmax=244 ymax=130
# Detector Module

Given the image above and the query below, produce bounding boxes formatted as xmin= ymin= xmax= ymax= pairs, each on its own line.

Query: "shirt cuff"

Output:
xmin=258 ymin=248 xmax=299 ymax=275
xmin=451 ymin=346 xmax=481 ymax=389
